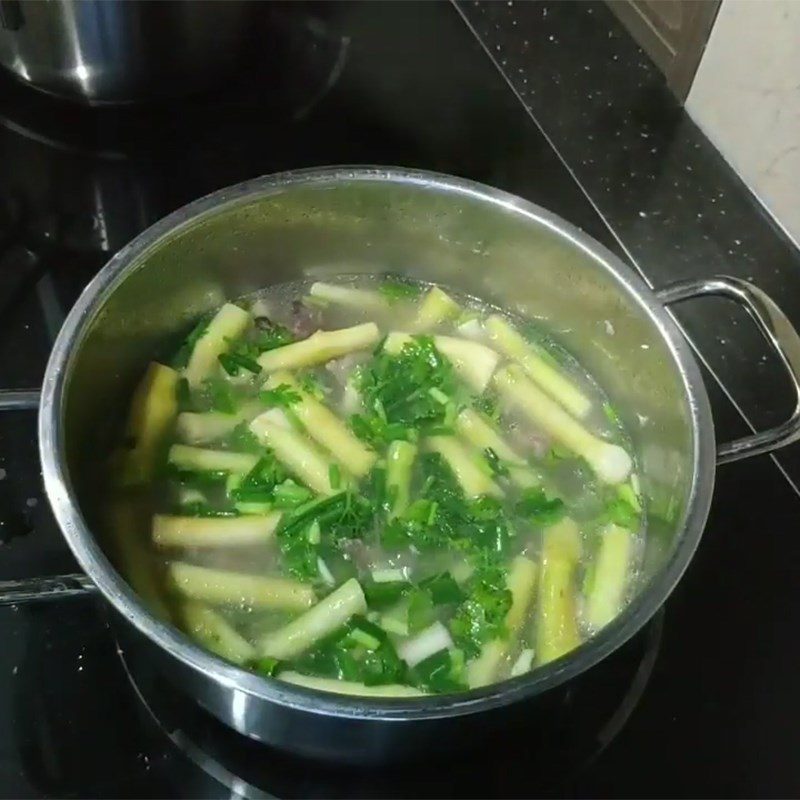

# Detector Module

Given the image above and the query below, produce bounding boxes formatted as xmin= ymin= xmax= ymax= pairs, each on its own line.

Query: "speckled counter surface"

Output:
xmin=459 ymin=0 xmax=800 ymax=490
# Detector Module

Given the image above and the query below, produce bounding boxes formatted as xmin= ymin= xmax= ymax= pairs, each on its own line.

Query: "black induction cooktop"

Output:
xmin=2 ymin=2 xmax=799 ymax=797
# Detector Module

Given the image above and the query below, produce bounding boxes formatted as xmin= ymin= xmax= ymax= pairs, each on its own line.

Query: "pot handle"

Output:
xmin=656 ymin=276 xmax=800 ymax=464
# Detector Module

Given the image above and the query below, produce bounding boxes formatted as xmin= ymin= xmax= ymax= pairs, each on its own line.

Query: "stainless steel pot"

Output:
xmin=38 ymin=167 xmax=800 ymax=762
xmin=0 ymin=0 xmax=254 ymax=104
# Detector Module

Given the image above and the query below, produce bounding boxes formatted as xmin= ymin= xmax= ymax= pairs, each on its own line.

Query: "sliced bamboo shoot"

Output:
xmin=584 ymin=523 xmax=634 ymax=631
xmin=467 ymin=556 xmax=538 ymax=687
xmin=425 ymin=436 xmax=503 ymax=498
xmin=494 ymin=366 xmax=631 ymax=484
xmin=257 ymin=323 xmax=379 ymax=372
xmin=259 ymin=578 xmax=367 ymax=660
xmin=180 ymin=601 xmax=256 ymax=665
xmin=413 ymin=286 xmax=460 ymax=331
xmin=278 ymin=671 xmax=425 ymax=697
xmin=184 ymin=303 xmax=251 ymax=388
xmin=175 ymin=400 xmax=262 ymax=444
xmin=107 ymin=499 xmax=171 ymax=620
xmin=456 ymin=408 xmax=526 ymax=466
xmin=120 ymin=362 xmax=179 ymax=484
xmin=168 ymin=444 xmax=258 ymax=475
xmin=383 ymin=332 xmax=499 ymax=392
xmin=265 ymin=372 xmax=376 ymax=478
xmin=153 ymin=513 xmax=281 ymax=548
xmin=168 ymin=562 xmax=315 ymax=611
xmin=309 ymin=282 xmax=389 ymax=313
xmin=485 ymin=315 xmax=591 ymax=418
xmin=536 ymin=518 xmax=582 ymax=665
xmin=249 ymin=409 xmax=339 ymax=495
xmin=455 ymin=408 xmax=540 ymax=489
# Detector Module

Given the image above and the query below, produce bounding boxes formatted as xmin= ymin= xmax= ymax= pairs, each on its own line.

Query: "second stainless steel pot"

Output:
xmin=38 ymin=167 xmax=800 ymax=762
xmin=0 ymin=0 xmax=255 ymax=104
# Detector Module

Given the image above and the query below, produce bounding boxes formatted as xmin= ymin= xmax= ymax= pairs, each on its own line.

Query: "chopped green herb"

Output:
xmin=276 ymin=492 xmax=375 ymax=580
xmin=230 ymin=454 xmax=288 ymax=503
xmin=291 ymin=623 xmax=406 ymax=687
xmin=407 ymin=587 xmax=436 ymax=633
xmin=483 ymin=447 xmax=509 ymax=478
xmin=171 ymin=314 xmax=212 ymax=369
xmin=419 ymin=572 xmax=464 ymax=605
xmin=199 ymin=377 xmax=237 ymax=413
xmin=600 ymin=493 xmax=640 ymax=528
xmin=379 ymin=279 xmax=421 ymax=303
xmin=252 ymin=656 xmax=282 ymax=676
xmin=409 ymin=649 xmax=467 ymax=693
xmin=474 ymin=391 xmax=501 ymax=423
xmin=515 ymin=487 xmax=566 ymax=526
xmin=603 ymin=402 xmax=622 ymax=427
xmin=355 ymin=336 xmax=462 ymax=446
xmin=176 ymin=377 xmax=193 ymax=412
xmin=449 ymin=562 xmax=512 ymax=658
xmin=253 ymin=322 xmax=294 ymax=353
xmin=544 ymin=443 xmax=572 ymax=464
xmin=218 ymin=351 xmax=262 ymax=377
xmin=363 ymin=580 xmax=411 ymax=609
xmin=329 ymin=464 xmax=341 ymax=490
xmin=617 ymin=482 xmax=641 ymax=513
xmin=273 ymin=480 xmax=313 ymax=509
xmin=225 ymin=423 xmax=262 ymax=454
xmin=259 ymin=384 xmax=302 ymax=408
xmin=299 ymin=373 xmax=327 ymax=401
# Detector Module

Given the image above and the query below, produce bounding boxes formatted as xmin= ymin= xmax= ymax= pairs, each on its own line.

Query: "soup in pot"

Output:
xmin=109 ymin=277 xmax=642 ymax=696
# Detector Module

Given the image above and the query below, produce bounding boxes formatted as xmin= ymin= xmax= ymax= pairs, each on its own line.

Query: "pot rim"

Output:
xmin=38 ymin=165 xmax=715 ymax=722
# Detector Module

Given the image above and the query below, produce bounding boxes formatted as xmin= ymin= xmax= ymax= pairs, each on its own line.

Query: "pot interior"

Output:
xmin=58 ymin=170 xmax=710 ymax=660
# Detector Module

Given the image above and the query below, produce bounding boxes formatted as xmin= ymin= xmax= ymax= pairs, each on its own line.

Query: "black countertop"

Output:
xmin=1 ymin=1 xmax=799 ymax=797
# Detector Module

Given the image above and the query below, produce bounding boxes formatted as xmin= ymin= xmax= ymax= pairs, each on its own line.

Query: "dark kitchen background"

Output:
xmin=1 ymin=2 xmax=799 ymax=797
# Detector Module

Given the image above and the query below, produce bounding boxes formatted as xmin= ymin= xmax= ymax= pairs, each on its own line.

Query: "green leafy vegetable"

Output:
xmin=382 ymin=454 xmax=512 ymax=557
xmin=379 ymin=279 xmax=421 ymax=303
xmin=473 ymin=391 xmax=501 ymax=424
xmin=420 ymin=572 xmax=465 ymax=605
xmin=408 ymin=649 xmax=467 ymax=693
xmin=171 ymin=314 xmax=212 ymax=369
xmin=603 ymin=402 xmax=622 ymax=427
xmin=362 ymin=580 xmax=411 ymax=609
xmin=354 ymin=336 xmax=461 ymax=446
xmin=218 ymin=351 xmax=262 ymax=377
xmin=277 ymin=492 xmax=375 ymax=580
xmin=483 ymin=447 xmax=509 ymax=478
xmin=273 ymin=480 xmax=314 ymax=509
xmin=230 ymin=454 xmax=289 ymax=503
xmin=259 ymin=384 xmax=302 ymax=408
xmin=199 ymin=377 xmax=237 ymax=413
xmin=544 ymin=443 xmax=572 ymax=464
xmin=515 ymin=487 xmax=566 ymax=526
xmin=290 ymin=619 xmax=406 ymax=686
xmin=600 ymin=493 xmax=640 ymax=528
xmin=253 ymin=321 xmax=294 ymax=353
xmin=449 ymin=561 xmax=512 ymax=658
xmin=225 ymin=422 xmax=263 ymax=454
xmin=407 ymin=587 xmax=436 ymax=633
xmin=252 ymin=656 xmax=282 ymax=676
xmin=350 ymin=414 xmax=412 ymax=448
xmin=299 ymin=373 xmax=327 ymax=401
